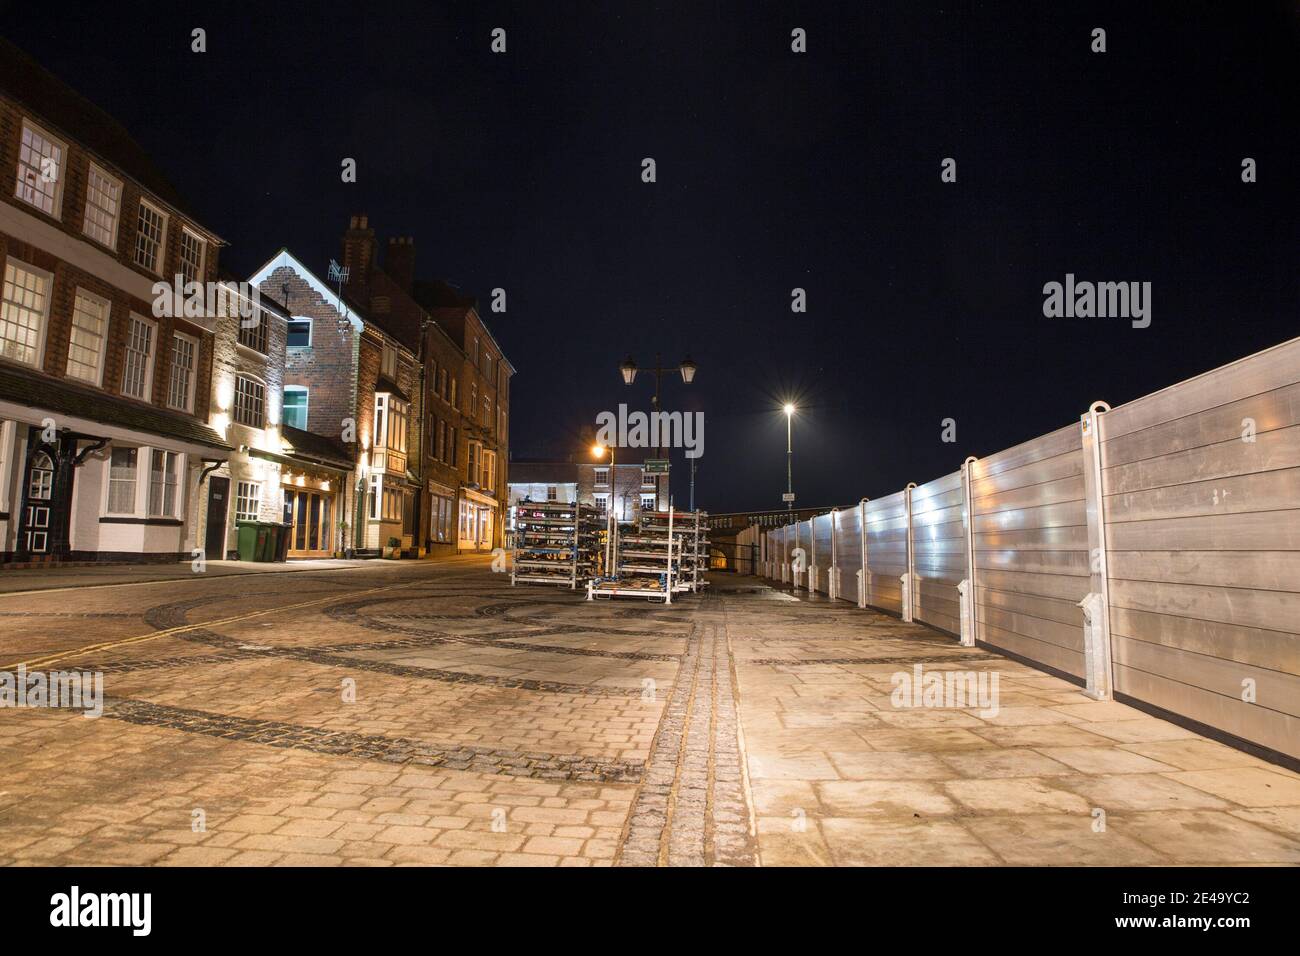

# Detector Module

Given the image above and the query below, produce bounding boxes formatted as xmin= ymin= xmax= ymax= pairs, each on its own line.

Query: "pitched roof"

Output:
xmin=0 ymin=36 xmax=215 ymax=237
xmin=0 ymin=363 xmax=230 ymax=450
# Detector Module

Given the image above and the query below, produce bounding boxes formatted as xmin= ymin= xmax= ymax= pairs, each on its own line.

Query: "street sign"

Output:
xmin=782 ymin=492 xmax=796 ymax=502
xmin=644 ymin=459 xmax=670 ymax=474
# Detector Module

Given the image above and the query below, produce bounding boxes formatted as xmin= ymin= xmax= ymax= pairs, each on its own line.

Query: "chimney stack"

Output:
xmin=341 ymin=214 xmax=376 ymax=298
xmin=385 ymin=235 xmax=416 ymax=295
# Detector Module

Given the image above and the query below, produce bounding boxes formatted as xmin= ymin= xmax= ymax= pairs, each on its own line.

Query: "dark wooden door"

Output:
xmin=204 ymin=476 xmax=230 ymax=560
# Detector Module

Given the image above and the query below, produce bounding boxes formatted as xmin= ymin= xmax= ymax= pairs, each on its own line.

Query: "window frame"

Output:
xmin=0 ymin=258 xmax=53 ymax=370
xmin=282 ymin=385 xmax=309 ymax=430
xmin=147 ymin=449 xmax=182 ymax=518
xmin=102 ymin=445 xmax=139 ymax=516
xmin=167 ymin=330 xmax=199 ymax=413
xmin=14 ymin=119 xmax=66 ymax=219
xmin=286 ymin=317 xmax=312 ymax=349
xmin=235 ymin=480 xmax=261 ymax=522
xmin=233 ymin=373 xmax=266 ymax=428
xmin=82 ymin=162 xmax=122 ymax=249
xmin=65 ymin=287 xmax=111 ymax=386
xmin=120 ymin=312 xmax=158 ymax=401
xmin=179 ymin=227 xmax=206 ymax=285
xmin=134 ymin=199 xmax=169 ymax=275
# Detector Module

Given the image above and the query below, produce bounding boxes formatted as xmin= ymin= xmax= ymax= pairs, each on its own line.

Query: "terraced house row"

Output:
xmin=0 ymin=39 xmax=512 ymax=564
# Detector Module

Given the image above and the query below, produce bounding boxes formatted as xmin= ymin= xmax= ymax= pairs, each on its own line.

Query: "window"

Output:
xmin=82 ymin=164 xmax=121 ymax=248
xmin=179 ymin=228 xmax=205 ymax=284
xmin=467 ymin=441 xmax=481 ymax=486
xmin=65 ymin=289 xmax=110 ymax=384
xmin=1 ymin=260 xmax=52 ymax=368
xmin=134 ymin=200 xmax=168 ymax=274
xmin=593 ymin=493 xmax=609 ymax=511
xmin=282 ymin=387 xmax=308 ymax=429
xmin=368 ymin=474 xmax=381 ymax=520
xmin=473 ymin=337 xmax=479 ymax=363
xmin=14 ymin=120 xmax=65 ymax=217
xmin=286 ymin=319 xmax=311 ymax=348
xmin=594 ymin=467 xmax=609 ymax=487
xmin=641 ymin=494 xmax=657 ymax=511
xmin=642 ymin=471 xmax=657 ymax=489
xmin=106 ymin=447 xmax=137 ymax=514
xmin=234 ymin=375 xmax=265 ymax=427
xmin=380 ymin=344 xmax=398 ymax=378
xmin=439 ymin=368 xmax=447 ymax=400
xmin=148 ymin=450 xmax=180 ymax=517
xmin=167 ymin=332 xmax=198 ymax=412
xmin=483 ymin=396 xmax=492 ymax=427
xmin=450 ymin=376 xmax=458 ymax=409
xmin=435 ymin=418 xmax=445 ymax=461
xmin=237 ymin=302 xmax=268 ymax=352
xmin=546 ymin=485 xmax=557 ymax=502
xmin=449 ymin=426 xmax=457 ymax=466
xmin=483 ymin=352 xmax=493 ymax=379
xmin=120 ymin=314 xmax=156 ymax=400
xmin=470 ymin=382 xmax=477 ymax=415
xmin=235 ymin=481 xmax=260 ymax=521
xmin=483 ymin=450 xmax=497 ymax=493
xmin=383 ymin=486 xmax=402 ymax=522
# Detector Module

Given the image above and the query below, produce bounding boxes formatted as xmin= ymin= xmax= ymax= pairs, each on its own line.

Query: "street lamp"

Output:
xmin=618 ymin=352 xmax=700 ymax=503
xmin=783 ymin=403 xmax=795 ymax=511
xmin=592 ymin=443 xmax=616 ymax=573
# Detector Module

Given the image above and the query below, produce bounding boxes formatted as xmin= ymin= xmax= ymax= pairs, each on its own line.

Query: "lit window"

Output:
xmin=179 ymin=228 xmax=205 ymax=284
xmin=235 ymin=481 xmax=261 ymax=521
xmin=106 ymin=447 xmax=137 ymax=514
xmin=282 ymin=387 xmax=308 ymax=429
xmin=593 ymin=493 xmax=609 ymax=511
xmin=82 ymin=164 xmax=122 ymax=248
xmin=120 ymin=314 xmax=156 ymax=400
xmin=134 ymin=201 xmax=168 ymax=274
xmin=167 ymin=332 xmax=198 ymax=412
xmin=14 ymin=120 xmax=65 ymax=217
xmin=148 ymin=450 xmax=180 ymax=517
xmin=66 ymin=289 xmax=109 ymax=384
xmin=0 ymin=260 xmax=51 ymax=367
xmin=286 ymin=318 xmax=311 ymax=348
xmin=641 ymin=494 xmax=657 ymax=511
xmin=546 ymin=485 xmax=557 ymax=501
xmin=233 ymin=375 xmax=265 ymax=427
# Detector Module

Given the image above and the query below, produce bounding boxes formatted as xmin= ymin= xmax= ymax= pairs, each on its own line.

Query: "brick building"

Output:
xmin=248 ymin=245 xmax=421 ymax=557
xmin=507 ymin=453 xmax=669 ymax=526
xmin=0 ymin=38 xmax=231 ymax=562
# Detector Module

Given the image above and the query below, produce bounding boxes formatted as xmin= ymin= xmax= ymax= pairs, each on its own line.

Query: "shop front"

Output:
xmin=458 ymin=486 xmax=497 ymax=552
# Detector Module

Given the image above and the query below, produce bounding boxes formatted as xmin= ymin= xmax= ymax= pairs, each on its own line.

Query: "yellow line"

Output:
xmin=4 ymin=581 xmax=418 ymax=671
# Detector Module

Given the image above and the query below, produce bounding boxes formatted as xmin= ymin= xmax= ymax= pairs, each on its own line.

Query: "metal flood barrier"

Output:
xmin=754 ymin=335 xmax=1300 ymax=764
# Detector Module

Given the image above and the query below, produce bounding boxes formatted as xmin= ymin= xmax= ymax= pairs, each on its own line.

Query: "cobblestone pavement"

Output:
xmin=0 ymin=563 xmax=1296 ymax=866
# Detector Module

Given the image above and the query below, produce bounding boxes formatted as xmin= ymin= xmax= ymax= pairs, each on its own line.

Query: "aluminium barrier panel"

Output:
xmin=795 ymin=519 xmax=813 ymax=589
xmin=812 ymin=512 xmax=834 ymax=594
xmin=970 ymin=423 xmax=1090 ymax=680
xmin=832 ymin=504 xmax=864 ymax=604
xmin=1099 ymin=335 xmax=1300 ymax=761
xmin=909 ymin=470 xmax=966 ymax=637
xmin=864 ymin=490 xmax=909 ymax=614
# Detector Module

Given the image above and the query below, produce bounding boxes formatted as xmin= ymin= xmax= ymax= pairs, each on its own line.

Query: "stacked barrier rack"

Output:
xmin=753 ymin=335 xmax=1300 ymax=766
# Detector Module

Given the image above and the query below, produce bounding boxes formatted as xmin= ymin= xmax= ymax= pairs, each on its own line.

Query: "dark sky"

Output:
xmin=6 ymin=1 xmax=1298 ymax=513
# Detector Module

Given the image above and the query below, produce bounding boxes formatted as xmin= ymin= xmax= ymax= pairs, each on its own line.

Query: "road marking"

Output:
xmin=4 ymin=581 xmax=421 ymax=671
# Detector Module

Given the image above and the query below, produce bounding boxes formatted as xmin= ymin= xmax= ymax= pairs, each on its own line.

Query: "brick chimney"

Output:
xmin=385 ymin=236 xmax=416 ymax=294
xmin=341 ymin=214 xmax=375 ymax=298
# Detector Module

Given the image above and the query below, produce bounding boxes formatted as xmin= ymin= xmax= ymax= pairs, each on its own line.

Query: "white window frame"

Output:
xmin=282 ymin=385 xmax=309 ymax=430
xmin=0 ymin=259 xmax=52 ymax=369
xmin=593 ymin=467 xmax=609 ymax=488
xmin=235 ymin=480 xmax=261 ymax=522
xmin=179 ymin=227 xmax=206 ymax=285
xmin=167 ymin=330 xmax=199 ymax=413
xmin=120 ymin=312 xmax=157 ymax=401
xmin=380 ymin=344 xmax=398 ymax=379
xmin=82 ymin=162 xmax=122 ymax=249
xmin=369 ymin=473 xmax=382 ymax=521
xmin=65 ymin=287 xmax=111 ymax=386
xmin=286 ymin=317 xmax=312 ymax=349
xmin=102 ymin=445 xmax=139 ymax=516
xmin=641 ymin=493 xmax=657 ymax=511
xmin=14 ymin=119 xmax=66 ymax=218
xmin=134 ymin=199 xmax=169 ymax=275
xmin=147 ymin=449 xmax=182 ymax=518
xmin=593 ymin=492 xmax=610 ymax=512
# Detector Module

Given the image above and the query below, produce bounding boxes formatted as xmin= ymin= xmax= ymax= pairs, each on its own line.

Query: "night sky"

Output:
xmin=6 ymin=2 xmax=1297 ymax=513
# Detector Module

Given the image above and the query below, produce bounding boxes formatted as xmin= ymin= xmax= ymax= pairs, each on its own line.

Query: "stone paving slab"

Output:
xmin=0 ymin=564 xmax=1296 ymax=866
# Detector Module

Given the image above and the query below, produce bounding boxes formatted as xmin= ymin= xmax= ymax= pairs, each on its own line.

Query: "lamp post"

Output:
xmin=619 ymin=353 xmax=697 ymax=504
xmin=592 ymin=443 xmax=615 ymax=574
xmin=783 ymin=403 xmax=795 ymax=511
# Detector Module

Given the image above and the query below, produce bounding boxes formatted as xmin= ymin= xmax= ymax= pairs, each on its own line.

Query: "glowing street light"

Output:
xmin=783 ymin=403 xmax=796 ymax=510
